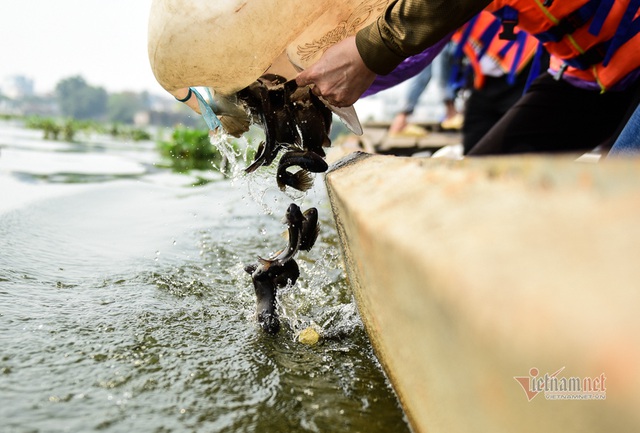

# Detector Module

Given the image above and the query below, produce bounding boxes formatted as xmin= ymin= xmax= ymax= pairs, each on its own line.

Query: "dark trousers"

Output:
xmin=467 ymin=72 xmax=640 ymax=155
xmin=462 ymin=73 xmax=528 ymax=154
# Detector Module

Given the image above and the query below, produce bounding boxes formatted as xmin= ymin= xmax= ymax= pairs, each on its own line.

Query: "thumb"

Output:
xmin=295 ymin=69 xmax=313 ymax=87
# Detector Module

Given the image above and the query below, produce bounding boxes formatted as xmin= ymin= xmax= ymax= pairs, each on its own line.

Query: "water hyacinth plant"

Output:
xmin=157 ymin=125 xmax=260 ymax=175
xmin=157 ymin=126 xmax=223 ymax=173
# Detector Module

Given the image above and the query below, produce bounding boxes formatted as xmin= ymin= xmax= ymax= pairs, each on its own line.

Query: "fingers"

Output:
xmin=294 ymin=62 xmax=364 ymax=106
xmin=295 ymin=70 xmax=313 ymax=88
xmin=310 ymin=86 xmax=323 ymax=98
xmin=296 ymin=70 xmax=329 ymax=101
xmin=295 ymin=70 xmax=321 ymax=97
xmin=296 ymin=70 xmax=337 ymax=104
xmin=293 ymin=36 xmax=371 ymax=106
xmin=309 ymin=84 xmax=351 ymax=107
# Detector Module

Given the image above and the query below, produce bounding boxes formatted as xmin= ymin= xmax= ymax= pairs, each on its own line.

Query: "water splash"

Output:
xmin=0 ymin=120 xmax=410 ymax=433
xmin=209 ymin=130 xmax=246 ymax=178
xmin=208 ymin=121 xmax=325 ymax=215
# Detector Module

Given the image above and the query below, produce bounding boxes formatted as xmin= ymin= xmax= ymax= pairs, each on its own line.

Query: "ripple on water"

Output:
xmin=0 ymin=126 xmax=409 ymax=433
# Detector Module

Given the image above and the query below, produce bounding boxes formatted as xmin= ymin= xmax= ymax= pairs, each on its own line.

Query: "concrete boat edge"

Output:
xmin=325 ymin=153 xmax=640 ymax=433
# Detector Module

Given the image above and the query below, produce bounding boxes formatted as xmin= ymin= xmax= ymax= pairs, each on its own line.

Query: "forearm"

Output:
xmin=356 ymin=0 xmax=492 ymax=75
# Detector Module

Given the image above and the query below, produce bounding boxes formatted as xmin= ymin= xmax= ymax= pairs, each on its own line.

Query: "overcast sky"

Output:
xmin=0 ymin=0 xmax=166 ymax=95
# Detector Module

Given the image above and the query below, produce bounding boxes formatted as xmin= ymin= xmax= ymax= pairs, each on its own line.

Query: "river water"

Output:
xmin=0 ymin=121 xmax=409 ymax=432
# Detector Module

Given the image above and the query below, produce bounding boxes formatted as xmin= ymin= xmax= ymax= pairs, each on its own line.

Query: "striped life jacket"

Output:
xmin=487 ymin=0 xmax=640 ymax=91
xmin=452 ymin=11 xmax=539 ymax=89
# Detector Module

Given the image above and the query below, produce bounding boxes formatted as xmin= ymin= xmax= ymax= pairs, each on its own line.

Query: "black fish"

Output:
xmin=243 ymin=82 xmax=282 ymax=173
xmin=239 ymin=75 xmax=332 ymax=174
xmin=243 ymin=202 xmax=319 ymax=335
xmin=245 ymin=257 xmax=300 ymax=334
xmin=238 ymin=74 xmax=288 ymax=122
xmin=299 ymin=207 xmax=319 ymax=252
xmin=260 ymin=78 xmax=298 ymax=162
xmin=291 ymin=87 xmax=332 ymax=157
xmin=276 ymin=150 xmax=328 ymax=191
xmin=249 ymin=266 xmax=280 ymax=334
xmin=240 ymin=75 xmax=297 ymax=173
xmin=271 ymin=258 xmax=300 ymax=288
xmin=258 ymin=203 xmax=304 ymax=268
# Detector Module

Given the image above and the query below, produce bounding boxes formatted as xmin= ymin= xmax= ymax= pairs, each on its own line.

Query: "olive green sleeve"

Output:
xmin=356 ymin=0 xmax=492 ymax=75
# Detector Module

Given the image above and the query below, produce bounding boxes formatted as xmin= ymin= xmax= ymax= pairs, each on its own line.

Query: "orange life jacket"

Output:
xmin=452 ymin=11 xmax=538 ymax=89
xmin=486 ymin=0 xmax=640 ymax=91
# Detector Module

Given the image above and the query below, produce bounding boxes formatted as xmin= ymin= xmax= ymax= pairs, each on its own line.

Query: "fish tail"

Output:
xmin=276 ymin=168 xmax=313 ymax=192
xmin=245 ymin=160 xmax=262 ymax=173
xmin=245 ymin=142 xmax=266 ymax=173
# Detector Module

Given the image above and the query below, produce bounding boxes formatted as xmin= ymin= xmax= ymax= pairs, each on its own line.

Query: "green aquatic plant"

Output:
xmin=157 ymin=126 xmax=253 ymax=175
xmin=157 ymin=127 xmax=222 ymax=172
xmin=129 ymin=128 xmax=152 ymax=141
xmin=24 ymin=116 xmax=83 ymax=142
xmin=109 ymin=123 xmax=151 ymax=141
xmin=62 ymin=118 xmax=77 ymax=142
xmin=23 ymin=115 xmax=151 ymax=143
xmin=25 ymin=116 xmax=62 ymax=140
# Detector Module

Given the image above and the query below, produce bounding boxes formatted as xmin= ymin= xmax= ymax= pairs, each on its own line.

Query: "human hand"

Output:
xmin=295 ymin=36 xmax=376 ymax=107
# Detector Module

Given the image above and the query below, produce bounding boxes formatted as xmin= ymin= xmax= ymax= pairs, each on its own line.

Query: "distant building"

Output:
xmin=1 ymin=75 xmax=35 ymax=99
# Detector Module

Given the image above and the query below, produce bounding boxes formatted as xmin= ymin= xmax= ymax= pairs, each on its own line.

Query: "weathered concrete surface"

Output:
xmin=325 ymin=153 xmax=640 ymax=433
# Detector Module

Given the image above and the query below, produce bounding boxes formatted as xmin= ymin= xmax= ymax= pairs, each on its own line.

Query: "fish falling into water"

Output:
xmin=276 ymin=150 xmax=328 ymax=192
xmin=245 ymin=203 xmax=319 ymax=334
xmin=234 ymin=75 xmax=333 ymax=191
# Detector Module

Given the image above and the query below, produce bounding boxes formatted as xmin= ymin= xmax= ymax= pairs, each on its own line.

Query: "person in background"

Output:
xmin=388 ymin=64 xmax=435 ymax=136
xmin=450 ymin=11 xmax=544 ymax=153
xmin=296 ymin=0 xmax=640 ymax=157
xmin=388 ymin=43 xmax=462 ymax=136
xmin=387 ymin=10 xmax=543 ymax=153
xmin=438 ymin=41 xmax=465 ymax=131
